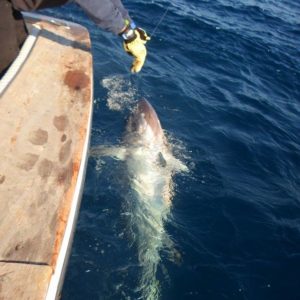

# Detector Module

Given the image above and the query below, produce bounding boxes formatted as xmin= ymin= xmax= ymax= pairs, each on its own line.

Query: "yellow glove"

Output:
xmin=123 ymin=28 xmax=151 ymax=73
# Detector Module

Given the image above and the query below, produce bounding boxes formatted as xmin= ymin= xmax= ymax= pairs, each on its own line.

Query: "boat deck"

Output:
xmin=0 ymin=14 xmax=93 ymax=299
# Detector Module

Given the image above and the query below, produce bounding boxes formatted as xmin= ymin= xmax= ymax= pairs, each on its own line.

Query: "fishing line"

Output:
xmin=150 ymin=2 xmax=172 ymax=37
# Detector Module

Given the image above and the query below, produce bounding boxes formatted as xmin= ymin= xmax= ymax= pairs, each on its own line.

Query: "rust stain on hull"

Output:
xmin=64 ymin=70 xmax=90 ymax=91
xmin=50 ymin=160 xmax=80 ymax=268
xmin=50 ymin=109 xmax=89 ymax=269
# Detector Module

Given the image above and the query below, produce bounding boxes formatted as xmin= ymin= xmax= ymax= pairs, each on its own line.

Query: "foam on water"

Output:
xmin=101 ymin=75 xmax=137 ymax=111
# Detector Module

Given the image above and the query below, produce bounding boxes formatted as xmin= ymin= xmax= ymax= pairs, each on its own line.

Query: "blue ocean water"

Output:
xmin=44 ymin=0 xmax=300 ymax=299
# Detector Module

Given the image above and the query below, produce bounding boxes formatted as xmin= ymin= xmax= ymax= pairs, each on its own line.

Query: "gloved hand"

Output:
xmin=122 ymin=27 xmax=151 ymax=73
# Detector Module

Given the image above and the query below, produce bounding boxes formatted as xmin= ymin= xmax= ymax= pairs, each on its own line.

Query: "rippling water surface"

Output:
xmin=45 ymin=0 xmax=300 ymax=299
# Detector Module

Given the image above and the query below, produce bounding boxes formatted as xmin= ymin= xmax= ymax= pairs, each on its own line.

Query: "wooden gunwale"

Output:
xmin=0 ymin=12 xmax=93 ymax=299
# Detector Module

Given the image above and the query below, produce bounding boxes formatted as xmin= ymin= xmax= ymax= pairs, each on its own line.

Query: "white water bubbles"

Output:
xmin=101 ymin=75 xmax=137 ymax=111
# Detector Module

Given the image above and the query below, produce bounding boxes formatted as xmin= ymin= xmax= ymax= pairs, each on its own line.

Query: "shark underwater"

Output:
xmin=90 ymin=99 xmax=188 ymax=299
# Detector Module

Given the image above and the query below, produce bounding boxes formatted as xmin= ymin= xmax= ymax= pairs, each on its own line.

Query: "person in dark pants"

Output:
xmin=0 ymin=0 xmax=150 ymax=77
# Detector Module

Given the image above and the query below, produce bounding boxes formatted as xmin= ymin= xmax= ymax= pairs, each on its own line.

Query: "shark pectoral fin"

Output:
xmin=157 ymin=152 xmax=167 ymax=168
xmin=89 ymin=145 xmax=126 ymax=160
xmin=169 ymin=156 xmax=189 ymax=173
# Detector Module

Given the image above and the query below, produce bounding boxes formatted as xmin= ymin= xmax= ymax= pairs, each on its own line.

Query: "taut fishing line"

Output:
xmin=150 ymin=2 xmax=172 ymax=37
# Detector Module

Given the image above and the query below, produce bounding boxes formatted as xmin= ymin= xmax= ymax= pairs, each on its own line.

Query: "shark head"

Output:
xmin=126 ymin=99 xmax=165 ymax=145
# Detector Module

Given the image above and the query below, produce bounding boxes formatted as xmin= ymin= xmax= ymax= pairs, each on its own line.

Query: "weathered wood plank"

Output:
xmin=0 ymin=14 xmax=93 ymax=299
xmin=0 ymin=263 xmax=52 ymax=300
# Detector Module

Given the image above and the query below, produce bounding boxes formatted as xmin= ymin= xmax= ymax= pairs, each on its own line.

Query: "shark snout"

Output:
xmin=127 ymin=99 xmax=164 ymax=140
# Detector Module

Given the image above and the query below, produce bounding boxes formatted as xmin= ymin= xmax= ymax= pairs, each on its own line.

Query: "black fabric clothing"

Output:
xmin=0 ymin=0 xmax=69 ymax=75
xmin=0 ymin=0 xmax=131 ymax=76
xmin=0 ymin=0 xmax=28 ymax=73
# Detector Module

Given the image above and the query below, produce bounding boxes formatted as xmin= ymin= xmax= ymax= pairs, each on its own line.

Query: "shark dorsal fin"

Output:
xmin=157 ymin=152 xmax=167 ymax=168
